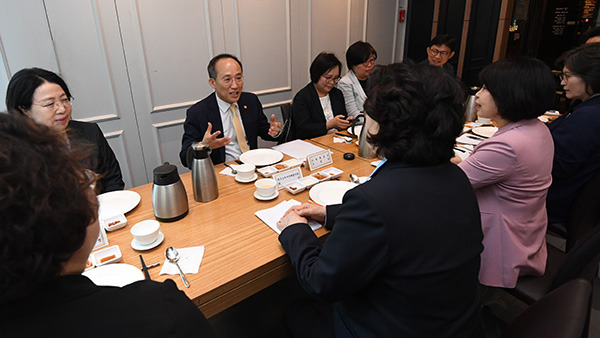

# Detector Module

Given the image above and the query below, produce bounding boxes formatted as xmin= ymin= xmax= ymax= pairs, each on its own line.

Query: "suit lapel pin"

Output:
xmin=243 ymin=105 xmax=247 ymax=109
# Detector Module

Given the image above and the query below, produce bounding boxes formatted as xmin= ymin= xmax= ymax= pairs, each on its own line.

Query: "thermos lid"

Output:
xmin=153 ymin=162 xmax=180 ymax=185
xmin=191 ymin=142 xmax=211 ymax=159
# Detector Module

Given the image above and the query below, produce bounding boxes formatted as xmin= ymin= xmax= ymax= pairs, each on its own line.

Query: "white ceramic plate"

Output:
xmin=240 ymin=149 xmax=284 ymax=166
xmin=309 ymin=181 xmax=357 ymax=206
xmin=83 ymin=263 xmax=144 ymax=287
xmin=471 ymin=126 xmax=498 ymax=138
xmin=97 ymin=190 xmax=141 ymax=219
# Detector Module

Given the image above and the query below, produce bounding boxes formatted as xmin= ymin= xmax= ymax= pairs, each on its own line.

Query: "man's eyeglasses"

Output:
xmin=429 ymin=48 xmax=451 ymax=57
xmin=220 ymin=76 xmax=245 ymax=86
xmin=32 ymin=98 xmax=72 ymax=112
xmin=323 ymin=75 xmax=341 ymax=84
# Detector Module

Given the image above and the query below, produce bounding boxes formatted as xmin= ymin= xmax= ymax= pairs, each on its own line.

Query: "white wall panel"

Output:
xmin=44 ymin=0 xmax=118 ymax=121
xmin=134 ymin=0 xmax=214 ymax=108
xmin=236 ymin=0 xmax=291 ymax=94
xmin=309 ymin=0 xmax=350 ymax=63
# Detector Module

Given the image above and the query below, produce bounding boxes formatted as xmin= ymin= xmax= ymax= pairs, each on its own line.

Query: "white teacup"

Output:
xmin=130 ymin=220 xmax=160 ymax=245
xmin=255 ymin=178 xmax=277 ymax=197
xmin=236 ymin=163 xmax=256 ymax=180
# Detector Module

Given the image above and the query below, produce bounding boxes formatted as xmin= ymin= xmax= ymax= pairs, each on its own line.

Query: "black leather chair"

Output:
xmin=278 ymin=102 xmax=294 ymax=144
xmin=507 ymin=223 xmax=600 ymax=305
xmin=548 ymin=169 xmax=600 ymax=252
xmin=502 ymin=278 xmax=592 ymax=338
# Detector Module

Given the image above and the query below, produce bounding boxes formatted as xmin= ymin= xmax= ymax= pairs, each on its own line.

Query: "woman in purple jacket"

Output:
xmin=455 ymin=57 xmax=556 ymax=290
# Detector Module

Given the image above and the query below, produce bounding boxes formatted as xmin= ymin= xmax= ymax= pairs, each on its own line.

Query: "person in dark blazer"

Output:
xmin=5 ymin=67 xmax=124 ymax=193
xmin=547 ymin=43 xmax=600 ymax=222
xmin=180 ymin=54 xmax=281 ymax=166
xmin=291 ymin=53 xmax=351 ymax=140
xmin=0 ymin=114 xmax=216 ymax=337
xmin=277 ymin=62 xmax=484 ymax=337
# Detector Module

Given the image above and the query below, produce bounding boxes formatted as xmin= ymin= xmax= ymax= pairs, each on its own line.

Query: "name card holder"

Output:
xmin=272 ymin=167 xmax=303 ymax=190
xmin=307 ymin=150 xmax=333 ymax=171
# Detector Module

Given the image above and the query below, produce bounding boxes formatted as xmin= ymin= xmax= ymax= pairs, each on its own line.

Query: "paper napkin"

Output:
xmin=159 ymin=246 xmax=205 ymax=275
xmin=255 ymin=199 xmax=322 ymax=235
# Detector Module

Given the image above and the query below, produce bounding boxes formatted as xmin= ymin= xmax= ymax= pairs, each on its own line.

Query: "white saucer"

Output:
xmin=131 ymin=231 xmax=164 ymax=251
xmin=235 ymin=173 xmax=258 ymax=183
xmin=254 ymin=190 xmax=279 ymax=201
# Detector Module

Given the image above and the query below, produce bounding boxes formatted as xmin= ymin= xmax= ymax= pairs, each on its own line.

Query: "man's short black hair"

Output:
xmin=429 ymin=34 xmax=456 ymax=52
xmin=207 ymin=54 xmax=243 ymax=79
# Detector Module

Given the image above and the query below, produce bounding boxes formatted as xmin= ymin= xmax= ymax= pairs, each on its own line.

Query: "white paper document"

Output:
xmin=255 ymin=199 xmax=322 ymax=235
xmin=272 ymin=140 xmax=326 ymax=161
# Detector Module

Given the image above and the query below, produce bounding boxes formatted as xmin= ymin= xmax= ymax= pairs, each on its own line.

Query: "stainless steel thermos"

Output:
xmin=190 ymin=142 xmax=219 ymax=202
xmin=152 ymin=162 xmax=189 ymax=222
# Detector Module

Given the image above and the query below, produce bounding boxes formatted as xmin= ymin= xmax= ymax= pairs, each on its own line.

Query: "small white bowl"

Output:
xmin=310 ymin=172 xmax=331 ymax=183
xmin=282 ymin=159 xmax=303 ymax=169
xmin=90 ymin=245 xmax=122 ymax=266
xmin=272 ymin=162 xmax=290 ymax=172
xmin=257 ymin=166 xmax=277 ymax=177
xmin=284 ymin=181 xmax=306 ymax=195
xmin=130 ymin=220 xmax=160 ymax=245
xmin=320 ymin=167 xmax=343 ymax=179
xmin=102 ymin=213 xmax=127 ymax=232
xmin=298 ymin=176 xmax=319 ymax=189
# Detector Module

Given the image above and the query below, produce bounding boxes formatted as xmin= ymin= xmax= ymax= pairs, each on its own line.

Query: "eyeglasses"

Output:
xmin=362 ymin=57 xmax=376 ymax=67
xmin=322 ymin=75 xmax=341 ymax=84
xmin=32 ymin=98 xmax=72 ymax=112
xmin=429 ymin=48 xmax=451 ymax=57
xmin=559 ymin=73 xmax=574 ymax=82
xmin=220 ymin=76 xmax=245 ymax=86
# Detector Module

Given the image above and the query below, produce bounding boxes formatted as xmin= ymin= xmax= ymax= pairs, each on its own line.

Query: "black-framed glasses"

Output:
xmin=429 ymin=48 xmax=451 ymax=57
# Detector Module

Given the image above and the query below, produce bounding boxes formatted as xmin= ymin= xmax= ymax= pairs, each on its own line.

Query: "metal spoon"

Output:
xmin=223 ymin=162 xmax=237 ymax=174
xmin=349 ymin=173 xmax=360 ymax=184
xmin=165 ymin=247 xmax=190 ymax=288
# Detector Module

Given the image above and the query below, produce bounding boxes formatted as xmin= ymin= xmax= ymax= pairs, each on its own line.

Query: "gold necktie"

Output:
xmin=231 ymin=104 xmax=249 ymax=153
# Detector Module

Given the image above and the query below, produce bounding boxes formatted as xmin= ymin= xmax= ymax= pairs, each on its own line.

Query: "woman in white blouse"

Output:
xmin=337 ymin=41 xmax=377 ymax=118
xmin=291 ymin=53 xmax=351 ymax=140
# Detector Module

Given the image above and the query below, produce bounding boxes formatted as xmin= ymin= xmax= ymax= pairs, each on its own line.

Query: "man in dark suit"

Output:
xmin=421 ymin=34 xmax=456 ymax=75
xmin=180 ymin=54 xmax=281 ymax=166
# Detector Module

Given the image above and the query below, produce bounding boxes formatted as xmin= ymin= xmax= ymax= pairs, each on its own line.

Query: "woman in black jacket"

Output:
xmin=291 ymin=53 xmax=352 ymax=140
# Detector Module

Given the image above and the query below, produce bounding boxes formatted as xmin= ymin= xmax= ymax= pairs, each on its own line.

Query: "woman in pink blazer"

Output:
xmin=456 ymin=57 xmax=556 ymax=289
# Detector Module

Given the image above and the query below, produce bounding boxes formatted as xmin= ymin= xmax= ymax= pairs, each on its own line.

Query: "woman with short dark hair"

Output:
xmin=6 ymin=67 xmax=124 ymax=193
xmin=456 ymin=57 xmax=555 ymax=289
xmin=337 ymin=41 xmax=377 ymax=118
xmin=547 ymin=43 xmax=600 ymax=222
xmin=277 ymin=62 xmax=483 ymax=337
xmin=0 ymin=114 xmax=216 ymax=337
xmin=291 ymin=53 xmax=351 ymax=140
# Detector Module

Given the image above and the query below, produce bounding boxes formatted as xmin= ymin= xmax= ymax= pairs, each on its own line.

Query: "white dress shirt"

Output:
xmin=216 ymin=95 xmax=247 ymax=162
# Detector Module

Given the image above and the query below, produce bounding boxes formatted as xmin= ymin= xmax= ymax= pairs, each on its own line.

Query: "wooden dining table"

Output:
xmin=97 ymin=137 xmax=377 ymax=318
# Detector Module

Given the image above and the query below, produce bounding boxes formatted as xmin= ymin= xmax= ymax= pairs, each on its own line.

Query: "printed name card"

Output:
xmin=272 ymin=167 xmax=303 ymax=190
xmin=307 ymin=150 xmax=333 ymax=171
